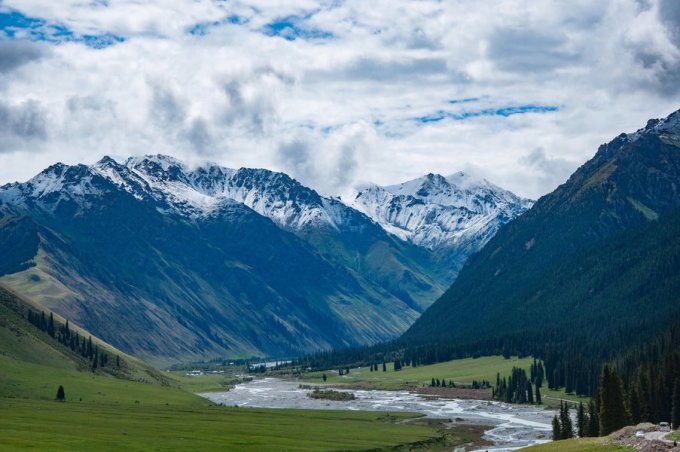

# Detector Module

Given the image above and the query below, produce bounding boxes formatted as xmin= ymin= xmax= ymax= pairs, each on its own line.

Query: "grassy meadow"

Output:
xmin=0 ymin=285 xmax=446 ymax=451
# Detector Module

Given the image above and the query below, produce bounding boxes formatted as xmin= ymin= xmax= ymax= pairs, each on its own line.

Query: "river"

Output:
xmin=200 ymin=378 xmax=555 ymax=450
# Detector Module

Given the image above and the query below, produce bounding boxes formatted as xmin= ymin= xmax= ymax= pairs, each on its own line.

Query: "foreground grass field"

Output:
xmin=0 ymin=285 xmax=445 ymax=451
xmin=0 ymin=398 xmax=439 ymax=451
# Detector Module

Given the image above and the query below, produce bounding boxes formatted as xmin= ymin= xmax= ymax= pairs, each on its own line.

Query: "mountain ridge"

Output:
xmin=403 ymin=107 xmax=680 ymax=346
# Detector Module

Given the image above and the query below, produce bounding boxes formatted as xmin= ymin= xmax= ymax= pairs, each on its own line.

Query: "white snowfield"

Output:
xmin=0 ymin=154 xmax=531 ymax=252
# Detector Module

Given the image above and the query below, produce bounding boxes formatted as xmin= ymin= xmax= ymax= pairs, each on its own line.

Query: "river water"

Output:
xmin=200 ymin=378 xmax=554 ymax=450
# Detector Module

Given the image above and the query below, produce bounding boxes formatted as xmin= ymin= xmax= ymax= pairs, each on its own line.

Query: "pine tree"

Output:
xmin=598 ymin=364 xmax=631 ymax=435
xmin=672 ymin=378 xmax=680 ymax=429
xmin=56 ymin=385 xmax=65 ymax=401
xmin=629 ymin=385 xmax=642 ymax=425
xmin=535 ymin=384 xmax=542 ymax=405
xmin=382 ymin=362 xmax=386 ymax=372
xmin=527 ymin=381 xmax=534 ymax=404
xmin=559 ymin=401 xmax=574 ymax=439
xmin=577 ymin=402 xmax=588 ymax=437
xmin=48 ymin=313 xmax=55 ymax=337
xmin=552 ymin=415 xmax=561 ymax=440
xmin=431 ymin=378 xmax=436 ymax=387
xmin=589 ymin=399 xmax=599 ymax=437
xmin=322 ymin=373 xmax=327 ymax=382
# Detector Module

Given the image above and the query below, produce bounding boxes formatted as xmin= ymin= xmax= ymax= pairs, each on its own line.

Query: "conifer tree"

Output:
xmin=589 ymin=399 xmax=599 ymax=437
xmin=527 ymin=381 xmax=534 ymax=404
xmin=672 ymin=378 xmax=680 ymax=429
xmin=629 ymin=385 xmax=642 ymax=424
xmin=559 ymin=401 xmax=574 ymax=439
xmin=382 ymin=362 xmax=386 ymax=372
xmin=56 ymin=385 xmax=65 ymax=401
xmin=598 ymin=364 xmax=630 ymax=435
xmin=535 ymin=384 xmax=542 ymax=405
xmin=577 ymin=402 xmax=588 ymax=437
xmin=552 ymin=415 xmax=561 ymax=440
xmin=48 ymin=313 xmax=55 ymax=337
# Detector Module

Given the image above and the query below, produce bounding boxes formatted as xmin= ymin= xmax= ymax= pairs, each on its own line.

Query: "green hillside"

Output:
xmin=0 ymin=285 xmax=443 ymax=450
xmin=399 ymin=111 xmax=680 ymax=396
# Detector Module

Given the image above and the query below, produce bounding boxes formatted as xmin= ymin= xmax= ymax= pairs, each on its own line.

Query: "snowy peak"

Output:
xmin=1 ymin=154 xmax=350 ymax=232
xmin=349 ymin=173 xmax=532 ymax=250
xmin=626 ymin=109 xmax=680 ymax=143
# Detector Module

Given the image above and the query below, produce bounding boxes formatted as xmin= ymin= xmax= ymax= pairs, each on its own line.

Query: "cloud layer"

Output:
xmin=1 ymin=0 xmax=679 ymax=198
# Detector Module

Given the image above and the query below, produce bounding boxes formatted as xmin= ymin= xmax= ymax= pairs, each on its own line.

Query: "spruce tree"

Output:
xmin=559 ymin=401 xmax=574 ymax=439
xmin=629 ymin=385 xmax=642 ymax=425
xmin=577 ymin=402 xmax=588 ymax=437
xmin=588 ymin=399 xmax=599 ymax=437
xmin=48 ymin=313 xmax=55 ymax=337
xmin=382 ymin=362 xmax=386 ymax=372
xmin=527 ymin=381 xmax=534 ymax=404
xmin=552 ymin=415 xmax=561 ymax=440
xmin=56 ymin=385 xmax=65 ymax=401
xmin=672 ymin=378 xmax=680 ymax=429
xmin=598 ymin=364 xmax=630 ymax=435
xmin=535 ymin=384 xmax=542 ymax=405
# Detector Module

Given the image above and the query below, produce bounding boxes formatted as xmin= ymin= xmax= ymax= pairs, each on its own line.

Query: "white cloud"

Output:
xmin=0 ymin=0 xmax=679 ymax=198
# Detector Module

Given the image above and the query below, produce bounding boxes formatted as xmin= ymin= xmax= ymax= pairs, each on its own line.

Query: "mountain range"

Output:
xmin=0 ymin=155 xmax=529 ymax=364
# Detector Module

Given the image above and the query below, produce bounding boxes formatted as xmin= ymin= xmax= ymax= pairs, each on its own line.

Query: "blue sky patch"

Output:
xmin=447 ymin=97 xmax=480 ymax=105
xmin=262 ymin=16 xmax=333 ymax=41
xmin=187 ymin=15 xmax=246 ymax=37
xmin=0 ymin=9 xmax=124 ymax=48
xmin=416 ymin=104 xmax=559 ymax=124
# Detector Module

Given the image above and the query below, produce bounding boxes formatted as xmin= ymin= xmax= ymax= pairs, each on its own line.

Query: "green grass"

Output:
xmin=524 ymin=437 xmax=631 ymax=451
xmin=304 ymin=355 xmax=532 ymax=390
xmin=0 ymin=398 xmax=438 ymax=451
xmin=302 ymin=355 xmax=583 ymax=404
xmin=0 ymin=287 xmax=445 ymax=451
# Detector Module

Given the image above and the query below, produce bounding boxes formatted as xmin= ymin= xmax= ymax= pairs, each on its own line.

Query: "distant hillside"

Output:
xmin=0 ymin=283 xmax=175 ymax=398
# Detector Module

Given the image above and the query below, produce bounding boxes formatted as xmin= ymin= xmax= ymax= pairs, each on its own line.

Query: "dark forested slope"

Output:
xmin=404 ymin=109 xmax=680 ymax=348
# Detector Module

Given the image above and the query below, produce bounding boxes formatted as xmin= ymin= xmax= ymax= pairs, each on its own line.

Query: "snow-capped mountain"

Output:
xmin=1 ymin=155 xmax=530 ymax=255
xmin=0 ymin=154 xmax=455 ymax=361
xmin=0 ymin=154 xmax=356 ymax=233
xmin=347 ymin=172 xmax=532 ymax=251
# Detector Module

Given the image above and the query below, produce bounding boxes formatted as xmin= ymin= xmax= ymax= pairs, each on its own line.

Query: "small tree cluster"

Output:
xmin=552 ymin=401 xmax=575 ymax=440
xmin=27 ymin=309 xmax=120 ymax=372
xmin=494 ymin=367 xmax=540 ymax=404
xmin=430 ymin=378 xmax=456 ymax=388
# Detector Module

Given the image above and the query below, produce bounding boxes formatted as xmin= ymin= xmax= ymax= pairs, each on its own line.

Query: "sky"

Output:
xmin=0 ymin=0 xmax=679 ymax=199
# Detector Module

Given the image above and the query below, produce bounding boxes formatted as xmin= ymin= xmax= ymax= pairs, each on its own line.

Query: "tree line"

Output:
xmin=27 ymin=309 xmax=120 ymax=372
